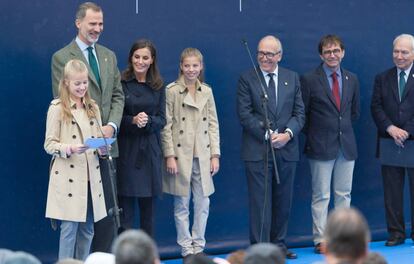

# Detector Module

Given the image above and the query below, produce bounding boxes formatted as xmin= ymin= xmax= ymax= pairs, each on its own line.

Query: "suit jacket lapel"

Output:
xmin=402 ymin=67 xmax=414 ymax=101
xmin=95 ymin=44 xmax=107 ymax=91
xmin=388 ymin=68 xmax=400 ymax=103
xmin=255 ymin=67 xmax=277 ymax=117
xmin=276 ymin=68 xmax=288 ymax=116
xmin=68 ymin=40 xmax=100 ymax=89
xmin=340 ymin=69 xmax=350 ymax=112
xmin=317 ymin=65 xmax=339 ymax=112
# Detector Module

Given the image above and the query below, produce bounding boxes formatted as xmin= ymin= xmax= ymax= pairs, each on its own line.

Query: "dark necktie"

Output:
xmin=331 ymin=73 xmax=340 ymax=110
xmin=267 ymin=73 xmax=277 ymax=112
xmin=87 ymin=46 xmax=101 ymax=87
xmin=399 ymin=71 xmax=406 ymax=101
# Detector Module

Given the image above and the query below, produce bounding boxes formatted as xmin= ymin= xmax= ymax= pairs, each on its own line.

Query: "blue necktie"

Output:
xmin=87 ymin=46 xmax=101 ymax=87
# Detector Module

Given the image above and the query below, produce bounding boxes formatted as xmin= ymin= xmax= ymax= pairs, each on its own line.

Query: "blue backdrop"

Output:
xmin=1 ymin=0 xmax=413 ymax=262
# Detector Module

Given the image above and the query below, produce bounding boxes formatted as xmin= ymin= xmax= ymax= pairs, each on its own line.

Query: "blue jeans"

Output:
xmin=58 ymin=186 xmax=94 ymax=261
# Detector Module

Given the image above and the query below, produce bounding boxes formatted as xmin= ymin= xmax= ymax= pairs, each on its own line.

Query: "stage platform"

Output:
xmin=162 ymin=240 xmax=414 ymax=264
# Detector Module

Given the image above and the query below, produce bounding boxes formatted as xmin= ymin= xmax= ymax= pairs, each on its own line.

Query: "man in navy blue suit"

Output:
xmin=371 ymin=34 xmax=414 ymax=247
xmin=300 ymin=35 xmax=360 ymax=254
xmin=237 ymin=35 xmax=305 ymax=259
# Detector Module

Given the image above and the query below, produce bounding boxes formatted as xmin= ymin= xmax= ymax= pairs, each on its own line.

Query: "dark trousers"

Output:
xmin=118 ymin=196 xmax=155 ymax=237
xmin=382 ymin=165 xmax=414 ymax=239
xmin=91 ymin=158 xmax=116 ymax=253
xmin=245 ymin=152 xmax=296 ymax=249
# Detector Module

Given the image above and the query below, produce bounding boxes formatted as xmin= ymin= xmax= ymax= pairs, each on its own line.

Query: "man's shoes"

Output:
xmin=314 ymin=243 xmax=323 ymax=254
xmin=183 ymin=254 xmax=194 ymax=264
xmin=285 ymin=250 xmax=298 ymax=259
xmin=385 ymin=237 xmax=405 ymax=246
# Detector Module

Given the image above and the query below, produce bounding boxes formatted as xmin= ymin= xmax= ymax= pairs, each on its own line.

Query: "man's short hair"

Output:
xmin=318 ymin=34 xmax=345 ymax=54
xmin=393 ymin=34 xmax=414 ymax=52
xmin=244 ymin=243 xmax=285 ymax=264
xmin=76 ymin=2 xmax=102 ymax=20
xmin=324 ymin=207 xmax=370 ymax=261
xmin=112 ymin=230 xmax=159 ymax=264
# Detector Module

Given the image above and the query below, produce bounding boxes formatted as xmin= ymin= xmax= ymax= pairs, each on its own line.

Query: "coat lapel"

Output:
xmin=388 ymin=68 xmax=400 ymax=103
xmin=255 ymin=67 xmax=277 ymax=117
xmin=276 ymin=68 xmax=288 ymax=116
xmin=340 ymin=69 xmax=350 ymax=112
xmin=95 ymin=44 xmax=107 ymax=91
xmin=317 ymin=65 xmax=339 ymax=112
xmin=402 ymin=67 xmax=414 ymax=101
xmin=68 ymin=41 xmax=100 ymax=90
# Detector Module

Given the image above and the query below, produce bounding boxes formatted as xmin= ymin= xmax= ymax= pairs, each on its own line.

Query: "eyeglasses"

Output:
xmin=322 ymin=49 xmax=342 ymax=56
xmin=257 ymin=51 xmax=281 ymax=59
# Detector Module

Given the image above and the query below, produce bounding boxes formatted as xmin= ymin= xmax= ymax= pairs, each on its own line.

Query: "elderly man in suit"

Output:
xmin=300 ymin=34 xmax=360 ymax=254
xmin=237 ymin=35 xmax=305 ymax=259
xmin=51 ymin=2 xmax=124 ymax=252
xmin=371 ymin=33 xmax=414 ymax=247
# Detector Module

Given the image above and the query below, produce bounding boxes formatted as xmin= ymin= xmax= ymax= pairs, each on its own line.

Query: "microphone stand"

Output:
xmin=241 ymin=39 xmax=280 ymax=243
xmin=93 ymin=115 xmax=122 ymax=238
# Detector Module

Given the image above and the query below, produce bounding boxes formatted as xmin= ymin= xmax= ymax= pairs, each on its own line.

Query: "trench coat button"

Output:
xmin=70 ymin=164 xmax=74 ymax=168
xmin=69 ymin=179 xmax=73 ymax=183
xmin=204 ymin=130 xmax=207 ymax=134
xmin=90 ymin=121 xmax=94 ymax=126
xmin=182 ymin=103 xmax=185 ymax=107
xmin=71 ymin=120 xmax=76 ymax=125
xmin=55 ymin=171 xmax=59 ymax=174
xmin=175 ymin=157 xmax=178 ymax=160
xmin=99 ymin=179 xmax=102 ymax=183
xmin=91 ymin=136 xmax=95 ymax=138
xmin=93 ymin=150 xmax=97 ymax=155
xmin=203 ymin=117 xmax=207 ymax=121
xmin=177 ymin=144 xmax=181 ymax=147
xmin=99 ymin=194 xmax=102 ymax=197
xmin=72 ymin=135 xmax=76 ymax=139
xmin=68 ymin=193 xmax=72 ymax=197
xmin=180 ymin=130 xmax=184 ymax=134
xmin=207 ymin=144 xmax=210 ymax=148
xmin=96 ymin=165 xmax=100 ymax=169
xmin=198 ymin=87 xmax=202 ymax=91
xmin=182 ymin=117 xmax=185 ymax=121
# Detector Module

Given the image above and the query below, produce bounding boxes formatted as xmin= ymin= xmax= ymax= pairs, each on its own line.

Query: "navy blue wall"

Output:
xmin=1 ymin=0 xmax=413 ymax=262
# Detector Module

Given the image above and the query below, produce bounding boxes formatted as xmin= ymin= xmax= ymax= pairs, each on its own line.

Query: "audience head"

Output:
xmin=244 ymin=243 xmax=285 ymax=264
xmin=226 ymin=249 xmax=245 ymax=264
xmin=56 ymin=258 xmax=84 ymax=264
xmin=122 ymin=39 xmax=163 ymax=89
xmin=75 ymin=2 xmax=103 ymax=46
xmin=112 ymin=229 xmax=160 ymax=264
xmin=257 ymin=35 xmax=283 ymax=73
xmin=362 ymin=252 xmax=387 ymax=264
xmin=179 ymin=47 xmax=205 ymax=83
xmin=324 ymin=207 xmax=370 ymax=264
xmin=3 ymin=251 xmax=41 ymax=264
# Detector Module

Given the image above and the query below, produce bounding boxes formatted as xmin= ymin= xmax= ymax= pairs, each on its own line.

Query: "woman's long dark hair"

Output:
xmin=122 ymin=39 xmax=163 ymax=90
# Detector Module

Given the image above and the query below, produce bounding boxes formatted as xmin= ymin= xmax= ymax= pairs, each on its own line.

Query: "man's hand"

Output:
xmin=101 ymin=125 xmax=115 ymax=138
xmin=271 ymin=132 xmax=291 ymax=149
xmin=387 ymin=125 xmax=409 ymax=147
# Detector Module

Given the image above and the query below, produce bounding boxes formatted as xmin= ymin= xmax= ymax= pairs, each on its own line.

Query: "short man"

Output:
xmin=112 ymin=229 xmax=160 ymax=264
xmin=371 ymin=33 xmax=414 ymax=246
xmin=323 ymin=207 xmax=370 ymax=264
xmin=300 ymin=34 xmax=360 ymax=253
xmin=237 ymin=35 xmax=305 ymax=259
xmin=51 ymin=2 xmax=124 ymax=252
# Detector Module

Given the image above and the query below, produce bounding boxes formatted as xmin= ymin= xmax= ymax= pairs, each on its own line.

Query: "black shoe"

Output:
xmin=314 ymin=243 xmax=322 ymax=254
xmin=385 ymin=237 xmax=405 ymax=246
xmin=286 ymin=250 xmax=298 ymax=259
xmin=183 ymin=254 xmax=194 ymax=264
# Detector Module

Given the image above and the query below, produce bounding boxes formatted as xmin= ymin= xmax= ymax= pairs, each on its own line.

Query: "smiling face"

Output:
xmin=393 ymin=36 xmax=414 ymax=70
xmin=131 ymin=47 xmax=153 ymax=80
xmin=257 ymin=36 xmax=282 ymax=73
xmin=180 ymin=55 xmax=203 ymax=84
xmin=320 ymin=42 xmax=345 ymax=71
xmin=67 ymin=72 xmax=89 ymax=102
xmin=76 ymin=9 xmax=103 ymax=46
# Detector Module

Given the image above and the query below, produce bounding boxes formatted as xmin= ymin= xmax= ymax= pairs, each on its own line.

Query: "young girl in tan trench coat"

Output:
xmin=161 ymin=48 xmax=220 ymax=263
xmin=44 ymin=60 xmax=107 ymax=261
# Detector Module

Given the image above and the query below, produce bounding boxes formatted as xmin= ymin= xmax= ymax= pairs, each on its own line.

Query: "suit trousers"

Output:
xmin=309 ymin=150 xmax=354 ymax=244
xmin=91 ymin=158 xmax=116 ymax=253
xmin=174 ymin=158 xmax=210 ymax=257
xmin=118 ymin=196 xmax=155 ymax=237
xmin=245 ymin=151 xmax=296 ymax=249
xmin=59 ymin=184 xmax=94 ymax=261
xmin=382 ymin=165 xmax=414 ymax=239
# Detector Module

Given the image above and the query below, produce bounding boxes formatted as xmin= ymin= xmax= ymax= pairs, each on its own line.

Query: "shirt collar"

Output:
xmin=260 ymin=66 xmax=278 ymax=78
xmin=177 ymin=76 xmax=203 ymax=93
xmin=323 ymin=63 xmax=341 ymax=78
xmin=75 ymin=36 xmax=95 ymax=51
xmin=397 ymin=63 xmax=413 ymax=77
xmin=69 ymin=97 xmax=86 ymax=109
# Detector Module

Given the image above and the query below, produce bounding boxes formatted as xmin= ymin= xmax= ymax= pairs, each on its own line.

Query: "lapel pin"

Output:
xmin=412 ymin=74 xmax=414 ymax=78
xmin=105 ymin=58 xmax=108 ymax=62
xmin=284 ymin=82 xmax=288 ymax=86
xmin=345 ymin=76 xmax=349 ymax=80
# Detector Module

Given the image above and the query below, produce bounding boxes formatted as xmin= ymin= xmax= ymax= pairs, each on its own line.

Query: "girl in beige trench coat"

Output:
xmin=44 ymin=60 xmax=107 ymax=261
xmin=161 ymin=48 xmax=220 ymax=262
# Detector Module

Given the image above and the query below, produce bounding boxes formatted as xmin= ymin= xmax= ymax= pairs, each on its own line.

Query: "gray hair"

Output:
xmin=393 ymin=34 xmax=414 ymax=52
xmin=112 ymin=230 xmax=159 ymax=264
xmin=76 ymin=2 xmax=102 ymax=20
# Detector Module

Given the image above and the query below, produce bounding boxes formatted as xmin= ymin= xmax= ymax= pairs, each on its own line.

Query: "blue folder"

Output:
xmin=379 ymin=138 xmax=414 ymax=168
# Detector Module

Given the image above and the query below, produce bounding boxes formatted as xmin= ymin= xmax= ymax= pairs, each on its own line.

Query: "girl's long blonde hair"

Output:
xmin=58 ymin=59 xmax=98 ymax=122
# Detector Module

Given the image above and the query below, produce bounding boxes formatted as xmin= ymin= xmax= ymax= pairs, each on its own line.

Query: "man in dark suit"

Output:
xmin=51 ymin=2 xmax=124 ymax=252
xmin=237 ymin=35 xmax=305 ymax=259
xmin=371 ymin=33 xmax=414 ymax=247
xmin=300 ymin=35 xmax=360 ymax=254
